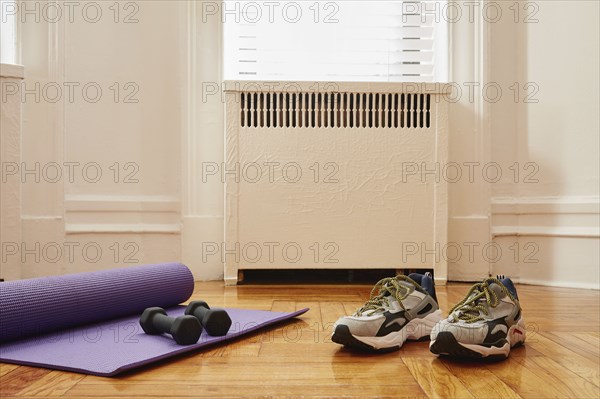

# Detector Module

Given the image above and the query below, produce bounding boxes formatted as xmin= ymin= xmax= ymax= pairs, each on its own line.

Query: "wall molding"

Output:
xmin=492 ymin=226 xmax=600 ymax=238
xmin=492 ymin=197 xmax=600 ymax=215
xmin=180 ymin=2 xmax=225 ymax=281
xmin=64 ymin=195 xmax=180 ymax=213
xmin=492 ymin=196 xmax=600 ymax=238
xmin=0 ymin=63 xmax=24 ymax=79
xmin=444 ymin=3 xmax=493 ymax=282
xmin=64 ymin=195 xmax=181 ymax=235
xmin=65 ymin=223 xmax=181 ymax=235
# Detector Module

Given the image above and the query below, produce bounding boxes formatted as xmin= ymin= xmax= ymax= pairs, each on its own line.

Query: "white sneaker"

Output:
xmin=429 ymin=276 xmax=526 ymax=359
xmin=332 ymin=273 xmax=442 ymax=352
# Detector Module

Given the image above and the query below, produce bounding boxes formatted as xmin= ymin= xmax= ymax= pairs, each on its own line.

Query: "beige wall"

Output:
xmin=489 ymin=1 xmax=599 ymax=288
xmin=491 ymin=1 xmax=599 ymax=198
xmin=5 ymin=1 xmax=188 ymax=279
xmin=2 ymin=1 xmax=598 ymax=288
xmin=4 ymin=1 xmax=225 ymax=281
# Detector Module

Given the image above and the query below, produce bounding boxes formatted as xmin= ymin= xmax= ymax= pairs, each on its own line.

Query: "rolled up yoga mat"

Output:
xmin=0 ymin=263 xmax=307 ymax=376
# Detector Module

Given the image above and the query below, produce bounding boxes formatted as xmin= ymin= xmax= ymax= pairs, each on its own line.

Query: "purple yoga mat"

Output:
xmin=0 ymin=263 xmax=307 ymax=376
xmin=0 ymin=306 xmax=308 ymax=376
xmin=0 ymin=263 xmax=194 ymax=343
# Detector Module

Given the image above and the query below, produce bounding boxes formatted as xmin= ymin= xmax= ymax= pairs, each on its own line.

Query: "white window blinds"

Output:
xmin=223 ymin=1 xmax=448 ymax=82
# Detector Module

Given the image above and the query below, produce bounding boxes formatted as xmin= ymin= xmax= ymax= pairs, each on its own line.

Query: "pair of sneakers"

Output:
xmin=332 ymin=273 xmax=526 ymax=359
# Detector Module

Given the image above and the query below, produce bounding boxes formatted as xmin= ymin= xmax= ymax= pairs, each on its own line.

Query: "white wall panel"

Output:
xmin=489 ymin=1 xmax=600 ymax=289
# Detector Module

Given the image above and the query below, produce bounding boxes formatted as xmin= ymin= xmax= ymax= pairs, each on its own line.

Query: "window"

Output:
xmin=0 ymin=0 xmax=17 ymax=64
xmin=223 ymin=1 xmax=448 ymax=82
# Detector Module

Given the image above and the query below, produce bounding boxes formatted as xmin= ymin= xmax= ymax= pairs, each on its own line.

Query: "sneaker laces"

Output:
xmin=449 ymin=277 xmax=517 ymax=323
xmin=355 ymin=276 xmax=419 ymax=317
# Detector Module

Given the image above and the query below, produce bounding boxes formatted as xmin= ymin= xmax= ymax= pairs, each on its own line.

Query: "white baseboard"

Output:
xmin=516 ymin=278 xmax=599 ymax=290
xmin=447 ymin=216 xmax=491 ymax=282
xmin=14 ymin=213 xmax=181 ymax=279
xmin=224 ymin=277 xmax=238 ymax=286
xmin=434 ymin=277 xmax=447 ymax=286
xmin=181 ymin=215 xmax=224 ymax=281
xmin=491 ymin=196 xmax=600 ymax=290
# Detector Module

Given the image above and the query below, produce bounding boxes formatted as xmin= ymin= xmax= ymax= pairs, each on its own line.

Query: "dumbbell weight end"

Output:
xmin=185 ymin=301 xmax=232 ymax=337
xmin=140 ymin=307 xmax=202 ymax=345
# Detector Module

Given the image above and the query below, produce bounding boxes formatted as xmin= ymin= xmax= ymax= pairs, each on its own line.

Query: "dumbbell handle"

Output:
xmin=189 ymin=306 xmax=210 ymax=322
xmin=152 ymin=313 xmax=177 ymax=334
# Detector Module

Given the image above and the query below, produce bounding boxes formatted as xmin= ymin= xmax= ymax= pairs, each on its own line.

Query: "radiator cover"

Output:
xmin=224 ymin=82 xmax=449 ymax=285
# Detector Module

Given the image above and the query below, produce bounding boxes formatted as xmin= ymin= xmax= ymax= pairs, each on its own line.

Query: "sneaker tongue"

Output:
xmin=380 ymin=279 xmax=414 ymax=297
xmin=467 ymin=281 xmax=505 ymax=310
xmin=397 ymin=280 xmax=415 ymax=290
xmin=386 ymin=297 xmax=403 ymax=312
xmin=455 ymin=281 xmax=504 ymax=320
xmin=487 ymin=281 xmax=506 ymax=300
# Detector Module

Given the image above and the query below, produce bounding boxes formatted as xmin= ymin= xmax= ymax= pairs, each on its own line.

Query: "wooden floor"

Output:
xmin=1 ymin=282 xmax=599 ymax=398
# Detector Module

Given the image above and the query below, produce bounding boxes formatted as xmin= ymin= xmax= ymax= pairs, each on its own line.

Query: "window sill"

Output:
xmin=223 ymin=80 xmax=452 ymax=95
xmin=0 ymin=63 xmax=24 ymax=79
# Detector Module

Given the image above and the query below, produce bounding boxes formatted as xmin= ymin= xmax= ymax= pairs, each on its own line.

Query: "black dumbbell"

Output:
xmin=185 ymin=301 xmax=232 ymax=336
xmin=139 ymin=307 xmax=202 ymax=345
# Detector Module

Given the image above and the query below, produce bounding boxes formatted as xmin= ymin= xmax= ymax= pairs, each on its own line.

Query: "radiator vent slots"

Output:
xmin=239 ymin=92 xmax=432 ymax=129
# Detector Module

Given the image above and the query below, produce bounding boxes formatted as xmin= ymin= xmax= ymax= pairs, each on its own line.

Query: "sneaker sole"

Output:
xmin=332 ymin=309 xmax=442 ymax=352
xmin=429 ymin=318 xmax=526 ymax=359
xmin=332 ymin=324 xmax=400 ymax=353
